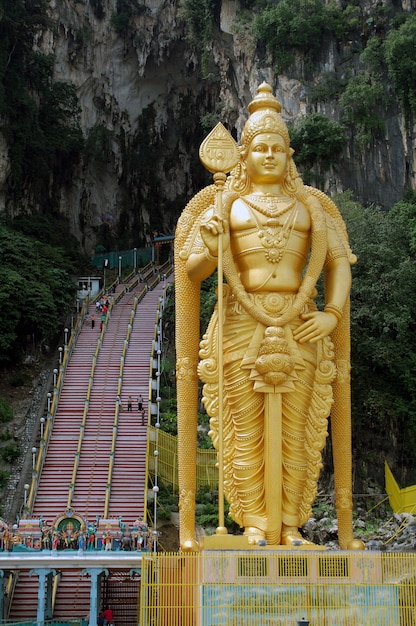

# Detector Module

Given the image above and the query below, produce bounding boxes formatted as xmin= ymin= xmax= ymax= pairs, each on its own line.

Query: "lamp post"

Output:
xmin=32 ymin=447 xmax=37 ymax=471
xmin=40 ymin=417 xmax=45 ymax=439
xmin=64 ymin=327 xmax=69 ymax=346
xmin=58 ymin=346 xmax=63 ymax=365
xmin=153 ymin=466 xmax=159 ymax=554
xmin=118 ymin=256 xmax=122 ymax=282
xmin=24 ymin=484 xmax=30 ymax=506
xmin=104 ymin=258 xmax=108 ymax=290
xmin=53 ymin=368 xmax=58 ymax=387
xmin=47 ymin=392 xmax=52 ymax=412
xmin=134 ymin=248 xmax=137 ymax=273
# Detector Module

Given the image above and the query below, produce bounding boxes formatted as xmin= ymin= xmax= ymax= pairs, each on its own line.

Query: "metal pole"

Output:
xmin=104 ymin=259 xmax=108 ymax=290
xmin=199 ymin=123 xmax=239 ymax=537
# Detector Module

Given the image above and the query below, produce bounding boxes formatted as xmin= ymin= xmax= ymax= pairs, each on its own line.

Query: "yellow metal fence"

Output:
xmin=148 ymin=427 xmax=217 ymax=491
xmin=139 ymin=551 xmax=416 ymax=626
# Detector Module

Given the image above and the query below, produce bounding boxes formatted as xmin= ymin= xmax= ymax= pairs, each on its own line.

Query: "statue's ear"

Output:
xmin=289 ymin=147 xmax=295 ymax=157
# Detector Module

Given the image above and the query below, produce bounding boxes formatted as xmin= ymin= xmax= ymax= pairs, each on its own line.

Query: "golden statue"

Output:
xmin=175 ymin=82 xmax=361 ymax=550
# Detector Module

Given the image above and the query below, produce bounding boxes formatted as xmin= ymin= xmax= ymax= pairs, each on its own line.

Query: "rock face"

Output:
xmin=0 ymin=0 xmax=415 ymax=252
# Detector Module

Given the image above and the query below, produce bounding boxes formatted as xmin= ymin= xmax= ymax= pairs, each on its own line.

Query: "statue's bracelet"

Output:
xmin=324 ymin=304 xmax=343 ymax=321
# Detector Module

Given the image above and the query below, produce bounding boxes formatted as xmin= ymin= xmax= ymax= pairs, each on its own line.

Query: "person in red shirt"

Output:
xmin=102 ymin=606 xmax=113 ymax=625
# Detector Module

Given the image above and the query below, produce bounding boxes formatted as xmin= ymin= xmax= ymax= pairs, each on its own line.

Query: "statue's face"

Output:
xmin=246 ymin=133 xmax=287 ymax=186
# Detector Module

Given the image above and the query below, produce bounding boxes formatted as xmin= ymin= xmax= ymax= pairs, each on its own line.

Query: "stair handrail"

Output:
xmin=143 ymin=283 xmax=172 ymax=526
xmin=24 ymin=300 xmax=88 ymax=516
xmin=103 ymin=285 xmax=146 ymax=517
xmin=66 ymin=300 xmax=113 ymax=509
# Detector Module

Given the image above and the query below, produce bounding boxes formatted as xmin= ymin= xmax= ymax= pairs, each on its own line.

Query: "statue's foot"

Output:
xmin=244 ymin=526 xmax=266 ymax=545
xmin=281 ymin=526 xmax=314 ymax=546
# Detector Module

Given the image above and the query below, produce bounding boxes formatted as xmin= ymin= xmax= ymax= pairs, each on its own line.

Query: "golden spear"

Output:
xmin=199 ymin=123 xmax=239 ymax=535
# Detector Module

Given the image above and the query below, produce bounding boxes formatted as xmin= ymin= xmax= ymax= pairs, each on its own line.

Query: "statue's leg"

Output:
xmin=224 ymin=358 xmax=267 ymax=537
xmin=281 ymin=340 xmax=317 ymax=544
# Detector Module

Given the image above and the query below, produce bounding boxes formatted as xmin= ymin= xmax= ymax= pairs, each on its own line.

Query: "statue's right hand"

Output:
xmin=200 ymin=215 xmax=230 ymax=256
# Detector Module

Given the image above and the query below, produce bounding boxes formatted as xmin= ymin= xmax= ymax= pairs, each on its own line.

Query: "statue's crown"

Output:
xmin=242 ymin=82 xmax=289 ymax=149
xmin=248 ymin=82 xmax=282 ymax=115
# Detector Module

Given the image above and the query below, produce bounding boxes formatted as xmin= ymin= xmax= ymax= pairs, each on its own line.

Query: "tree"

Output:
xmin=384 ymin=14 xmax=416 ymax=120
xmin=0 ymin=0 xmax=83 ymax=206
xmin=336 ymin=192 xmax=416 ymax=485
xmin=340 ymin=73 xmax=385 ymax=145
xmin=289 ymin=113 xmax=347 ymax=170
xmin=254 ymin=0 xmax=331 ymax=73
xmin=0 ymin=222 xmax=76 ymax=363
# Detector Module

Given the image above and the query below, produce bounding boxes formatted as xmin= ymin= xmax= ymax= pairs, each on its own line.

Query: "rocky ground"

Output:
xmin=1 ymin=363 xmax=415 ymax=553
xmin=0 ymin=361 xmax=53 ymax=523
xmin=302 ymin=499 xmax=416 ymax=552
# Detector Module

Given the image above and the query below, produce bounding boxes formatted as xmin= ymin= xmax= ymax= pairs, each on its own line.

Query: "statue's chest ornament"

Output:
xmin=243 ymin=195 xmax=297 ymax=264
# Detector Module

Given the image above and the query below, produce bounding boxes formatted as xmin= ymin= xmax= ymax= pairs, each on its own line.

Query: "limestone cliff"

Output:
xmin=0 ymin=0 xmax=414 ymax=253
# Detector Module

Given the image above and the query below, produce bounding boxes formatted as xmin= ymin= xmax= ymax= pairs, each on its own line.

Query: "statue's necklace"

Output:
xmin=243 ymin=197 xmax=297 ymax=264
xmin=244 ymin=194 xmax=296 ymax=219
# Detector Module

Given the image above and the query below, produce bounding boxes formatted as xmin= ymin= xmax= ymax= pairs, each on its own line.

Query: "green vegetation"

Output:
xmin=384 ymin=14 xmax=416 ymax=119
xmin=340 ymin=73 xmax=385 ymax=145
xmin=90 ymin=0 xmax=105 ymax=20
xmin=0 ymin=219 xmax=77 ymax=363
xmin=153 ymin=481 xmax=179 ymax=521
xmin=200 ymin=107 xmax=224 ymax=133
xmin=0 ymin=398 xmax=13 ymax=424
xmin=389 ymin=190 xmax=416 ymax=256
xmin=0 ymin=444 xmax=20 ymax=464
xmin=338 ymin=192 xmax=416 ymax=478
xmin=9 ymin=372 xmax=29 ymax=387
xmin=86 ymin=124 xmax=114 ymax=164
xmin=195 ymin=486 xmax=240 ymax=533
xmin=157 ymin=482 xmax=239 ymax=533
xmin=179 ymin=0 xmax=218 ymax=47
xmin=0 ymin=471 xmax=10 ymax=489
xmin=253 ymin=0 xmax=332 ymax=73
xmin=178 ymin=0 xmax=220 ymax=78
xmin=310 ymin=72 xmax=347 ymax=105
xmin=289 ymin=114 xmax=347 ymax=174
xmin=243 ymin=2 xmax=416 ymax=144
xmin=0 ymin=0 xmax=84 ymax=207
xmin=110 ymin=0 xmax=150 ymax=36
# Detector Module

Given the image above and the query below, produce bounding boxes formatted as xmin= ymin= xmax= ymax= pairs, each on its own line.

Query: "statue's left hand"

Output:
xmin=293 ymin=311 xmax=338 ymax=344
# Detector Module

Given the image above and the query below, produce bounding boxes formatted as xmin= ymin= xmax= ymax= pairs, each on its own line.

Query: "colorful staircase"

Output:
xmin=8 ymin=276 xmax=172 ymax=622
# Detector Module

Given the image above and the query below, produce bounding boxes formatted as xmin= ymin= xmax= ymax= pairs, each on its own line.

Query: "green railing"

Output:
xmin=91 ymin=247 xmax=152 ymax=270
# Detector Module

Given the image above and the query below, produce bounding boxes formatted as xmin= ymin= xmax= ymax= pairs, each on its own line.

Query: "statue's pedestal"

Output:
xmin=139 ymin=550 xmax=416 ymax=626
xmin=194 ymin=548 xmax=411 ymax=626
xmin=201 ymin=533 xmax=326 ymax=551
